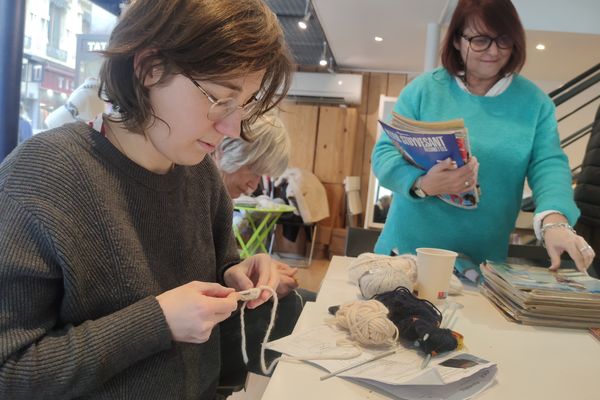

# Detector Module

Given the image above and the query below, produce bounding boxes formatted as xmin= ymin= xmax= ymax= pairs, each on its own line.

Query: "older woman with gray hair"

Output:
xmin=214 ymin=109 xmax=290 ymax=198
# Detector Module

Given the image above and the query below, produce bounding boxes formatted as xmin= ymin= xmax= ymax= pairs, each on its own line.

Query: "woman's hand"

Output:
xmin=274 ymin=261 xmax=299 ymax=298
xmin=224 ymin=254 xmax=281 ymax=309
xmin=420 ymin=157 xmax=479 ymax=196
xmin=544 ymin=227 xmax=595 ymax=272
xmin=156 ymin=281 xmax=237 ymax=343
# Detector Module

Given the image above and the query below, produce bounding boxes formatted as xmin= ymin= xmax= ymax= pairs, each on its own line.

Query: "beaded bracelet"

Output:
xmin=540 ymin=222 xmax=576 ymax=246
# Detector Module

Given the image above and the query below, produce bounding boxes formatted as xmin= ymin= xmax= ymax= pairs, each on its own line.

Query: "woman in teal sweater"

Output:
xmin=372 ymin=0 xmax=594 ymax=273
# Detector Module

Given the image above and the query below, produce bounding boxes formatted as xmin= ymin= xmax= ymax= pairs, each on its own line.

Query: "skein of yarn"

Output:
xmin=374 ymin=287 xmax=462 ymax=356
xmin=348 ymin=253 xmax=417 ymax=297
xmin=334 ymin=300 xmax=399 ymax=346
xmin=348 ymin=252 xmax=464 ymax=298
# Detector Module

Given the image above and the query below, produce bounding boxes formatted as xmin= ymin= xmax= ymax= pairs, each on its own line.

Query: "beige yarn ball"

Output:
xmin=334 ymin=300 xmax=398 ymax=346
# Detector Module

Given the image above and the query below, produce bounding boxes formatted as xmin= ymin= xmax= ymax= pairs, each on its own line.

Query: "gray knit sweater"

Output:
xmin=0 ymin=122 xmax=240 ymax=399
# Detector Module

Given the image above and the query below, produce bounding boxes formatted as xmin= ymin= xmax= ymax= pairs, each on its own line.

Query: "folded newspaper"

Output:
xmin=379 ymin=113 xmax=479 ymax=209
xmin=266 ymin=323 xmax=496 ymax=400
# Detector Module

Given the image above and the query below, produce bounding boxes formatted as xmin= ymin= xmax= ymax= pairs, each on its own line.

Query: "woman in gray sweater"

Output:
xmin=0 ymin=0 xmax=294 ymax=398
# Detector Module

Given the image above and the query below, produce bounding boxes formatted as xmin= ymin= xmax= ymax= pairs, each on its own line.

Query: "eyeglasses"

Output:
xmin=186 ymin=75 xmax=259 ymax=122
xmin=460 ymin=34 xmax=513 ymax=52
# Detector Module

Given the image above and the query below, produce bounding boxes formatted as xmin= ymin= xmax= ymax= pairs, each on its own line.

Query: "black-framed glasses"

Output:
xmin=460 ymin=34 xmax=513 ymax=52
xmin=185 ymin=75 xmax=259 ymax=122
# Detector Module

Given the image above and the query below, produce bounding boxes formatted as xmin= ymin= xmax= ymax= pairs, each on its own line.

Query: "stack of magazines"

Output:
xmin=481 ymin=261 xmax=600 ymax=328
xmin=378 ymin=112 xmax=479 ymax=209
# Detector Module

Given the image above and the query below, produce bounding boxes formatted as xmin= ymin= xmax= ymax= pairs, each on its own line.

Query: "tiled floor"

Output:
xmin=227 ymin=257 xmax=331 ymax=400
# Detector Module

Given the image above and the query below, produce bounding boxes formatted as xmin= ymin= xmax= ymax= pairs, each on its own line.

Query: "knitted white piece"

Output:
xmin=348 ymin=253 xmax=417 ymax=297
xmin=334 ymin=300 xmax=399 ymax=346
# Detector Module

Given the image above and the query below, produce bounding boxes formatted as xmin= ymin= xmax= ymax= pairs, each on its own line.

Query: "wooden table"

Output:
xmin=262 ymin=256 xmax=598 ymax=400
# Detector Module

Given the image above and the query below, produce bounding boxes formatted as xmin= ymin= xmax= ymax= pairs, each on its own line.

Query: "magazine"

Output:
xmin=379 ymin=113 xmax=478 ymax=209
xmin=481 ymin=261 xmax=600 ymax=328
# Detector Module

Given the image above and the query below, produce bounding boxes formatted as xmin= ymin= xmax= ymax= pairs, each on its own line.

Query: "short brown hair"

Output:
xmin=99 ymin=0 xmax=294 ymax=138
xmin=440 ymin=0 xmax=526 ymax=77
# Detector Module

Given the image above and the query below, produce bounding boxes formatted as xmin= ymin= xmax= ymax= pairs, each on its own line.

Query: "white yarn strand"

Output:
xmin=240 ymin=285 xmax=280 ymax=375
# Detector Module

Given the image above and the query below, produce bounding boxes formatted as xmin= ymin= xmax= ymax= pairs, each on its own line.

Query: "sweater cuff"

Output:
xmin=218 ymin=259 xmax=241 ymax=285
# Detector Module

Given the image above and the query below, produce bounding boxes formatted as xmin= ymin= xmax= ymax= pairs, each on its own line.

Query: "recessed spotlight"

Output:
xmin=319 ymin=59 xmax=328 ymax=66
xmin=536 ymin=43 xmax=546 ymax=51
xmin=337 ymin=80 xmax=343 ymax=85
xmin=298 ymin=20 xmax=307 ymax=30
xmin=374 ymin=36 xmax=383 ymax=42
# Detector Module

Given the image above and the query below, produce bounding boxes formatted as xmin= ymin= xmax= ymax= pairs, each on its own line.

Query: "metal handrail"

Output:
xmin=549 ymin=62 xmax=600 ymax=100
xmin=557 ymin=93 xmax=600 ymax=123
xmin=552 ymin=71 xmax=600 ymax=107
xmin=560 ymin=123 xmax=593 ymax=148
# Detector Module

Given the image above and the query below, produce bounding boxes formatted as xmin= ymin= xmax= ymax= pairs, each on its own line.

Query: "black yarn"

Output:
xmin=373 ymin=287 xmax=459 ymax=355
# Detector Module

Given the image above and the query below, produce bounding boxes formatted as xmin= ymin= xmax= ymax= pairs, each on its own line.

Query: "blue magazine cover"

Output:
xmin=379 ymin=120 xmax=466 ymax=169
xmin=379 ymin=119 xmax=478 ymax=209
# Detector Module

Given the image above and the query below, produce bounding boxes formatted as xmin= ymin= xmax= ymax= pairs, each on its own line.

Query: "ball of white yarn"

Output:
xmin=358 ymin=268 xmax=415 ymax=298
xmin=335 ymin=300 xmax=398 ymax=346
xmin=348 ymin=253 xmax=417 ymax=297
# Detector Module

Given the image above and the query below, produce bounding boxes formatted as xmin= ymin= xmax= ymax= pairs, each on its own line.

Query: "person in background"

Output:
xmin=372 ymin=0 xmax=594 ymax=276
xmin=17 ymin=102 xmax=33 ymax=143
xmin=214 ymin=108 xmax=290 ymax=199
xmin=0 ymin=0 xmax=294 ymax=399
xmin=574 ymin=106 xmax=600 ymax=277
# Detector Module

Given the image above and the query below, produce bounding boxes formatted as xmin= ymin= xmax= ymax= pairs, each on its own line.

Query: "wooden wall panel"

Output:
xmin=386 ymin=74 xmax=408 ymax=97
xmin=273 ymin=71 xmax=407 ymax=256
xmin=314 ymin=106 xmax=358 ymax=184
xmin=279 ymin=101 xmax=319 ymax=171
xmin=318 ymin=183 xmax=346 ymax=229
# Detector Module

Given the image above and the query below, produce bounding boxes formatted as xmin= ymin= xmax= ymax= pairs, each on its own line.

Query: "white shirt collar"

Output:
xmin=454 ymin=73 xmax=513 ymax=97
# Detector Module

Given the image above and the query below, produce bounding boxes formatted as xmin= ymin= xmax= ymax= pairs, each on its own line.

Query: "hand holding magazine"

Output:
xmin=379 ymin=113 xmax=479 ymax=209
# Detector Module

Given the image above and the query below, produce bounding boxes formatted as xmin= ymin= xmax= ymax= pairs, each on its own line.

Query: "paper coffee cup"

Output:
xmin=415 ymin=248 xmax=458 ymax=304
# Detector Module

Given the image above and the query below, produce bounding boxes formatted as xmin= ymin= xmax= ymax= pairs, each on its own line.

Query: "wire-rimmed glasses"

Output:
xmin=460 ymin=34 xmax=513 ymax=52
xmin=186 ymin=75 xmax=259 ymax=122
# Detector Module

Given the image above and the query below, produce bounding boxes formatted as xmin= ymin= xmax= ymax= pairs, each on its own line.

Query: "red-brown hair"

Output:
xmin=440 ymin=0 xmax=526 ymax=77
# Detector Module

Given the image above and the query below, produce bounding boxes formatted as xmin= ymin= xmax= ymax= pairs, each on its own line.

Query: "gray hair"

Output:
xmin=216 ymin=109 xmax=290 ymax=176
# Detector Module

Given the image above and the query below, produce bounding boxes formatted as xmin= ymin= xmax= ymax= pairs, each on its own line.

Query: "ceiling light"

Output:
xmin=298 ymin=0 xmax=311 ymax=30
xmin=338 ymin=80 xmax=343 ymax=85
xmin=374 ymin=36 xmax=383 ymax=42
xmin=319 ymin=41 xmax=328 ymax=67
xmin=536 ymin=43 xmax=546 ymax=51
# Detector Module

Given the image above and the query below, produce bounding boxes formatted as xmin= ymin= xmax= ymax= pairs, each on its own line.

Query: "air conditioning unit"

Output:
xmin=285 ymin=72 xmax=362 ymax=105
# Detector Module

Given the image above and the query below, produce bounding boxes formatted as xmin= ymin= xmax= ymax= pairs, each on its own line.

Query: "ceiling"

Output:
xmin=310 ymin=0 xmax=600 ymax=83
xmin=91 ymin=0 xmax=600 ymax=83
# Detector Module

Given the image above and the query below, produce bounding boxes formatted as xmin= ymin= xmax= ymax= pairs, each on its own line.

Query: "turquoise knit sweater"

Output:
xmin=372 ymin=68 xmax=579 ymax=264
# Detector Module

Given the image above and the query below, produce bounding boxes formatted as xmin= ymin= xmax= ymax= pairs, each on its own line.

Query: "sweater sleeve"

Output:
xmin=0 ymin=193 xmax=173 ymax=399
xmin=371 ymin=82 xmax=425 ymax=199
xmin=527 ymin=98 xmax=580 ymax=225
